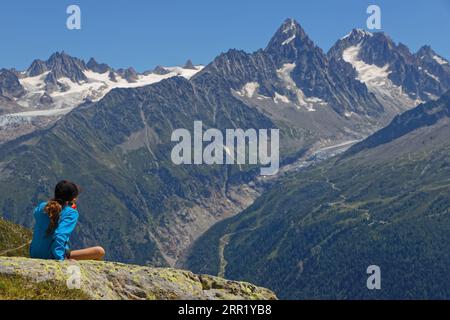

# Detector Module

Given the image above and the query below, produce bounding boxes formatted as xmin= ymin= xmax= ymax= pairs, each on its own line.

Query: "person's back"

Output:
xmin=30 ymin=180 xmax=105 ymax=261
xmin=30 ymin=201 xmax=79 ymax=260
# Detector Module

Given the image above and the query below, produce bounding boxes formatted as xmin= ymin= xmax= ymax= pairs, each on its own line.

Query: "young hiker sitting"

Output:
xmin=30 ymin=180 xmax=105 ymax=261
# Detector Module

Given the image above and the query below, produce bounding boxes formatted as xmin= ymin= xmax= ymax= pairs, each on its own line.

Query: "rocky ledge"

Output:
xmin=0 ymin=257 xmax=277 ymax=300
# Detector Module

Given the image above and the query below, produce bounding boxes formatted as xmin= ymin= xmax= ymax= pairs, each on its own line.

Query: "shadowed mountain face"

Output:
xmin=0 ymin=70 xmax=26 ymax=116
xmin=0 ymin=69 xmax=25 ymax=99
xmin=0 ymin=19 xmax=449 ymax=270
xmin=44 ymin=52 xmax=88 ymax=84
xmin=86 ymin=58 xmax=111 ymax=74
xmin=185 ymin=91 xmax=450 ymax=299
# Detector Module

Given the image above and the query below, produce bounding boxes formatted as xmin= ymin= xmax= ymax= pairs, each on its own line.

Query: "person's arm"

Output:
xmin=51 ymin=208 xmax=79 ymax=261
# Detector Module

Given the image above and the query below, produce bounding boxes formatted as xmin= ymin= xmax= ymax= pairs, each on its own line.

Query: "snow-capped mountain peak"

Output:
xmin=44 ymin=51 xmax=87 ymax=83
xmin=329 ymin=30 xmax=450 ymax=108
xmin=17 ymin=56 xmax=204 ymax=110
xmin=416 ymin=45 xmax=450 ymax=66
xmin=280 ymin=19 xmax=298 ymax=45
xmin=416 ymin=45 xmax=436 ymax=58
xmin=0 ymin=52 xmax=204 ymax=141
xmin=341 ymin=28 xmax=373 ymax=41
xmin=86 ymin=58 xmax=111 ymax=74
xmin=265 ymin=18 xmax=312 ymax=59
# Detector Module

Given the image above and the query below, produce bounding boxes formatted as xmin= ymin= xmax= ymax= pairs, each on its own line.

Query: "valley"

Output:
xmin=185 ymin=92 xmax=450 ymax=299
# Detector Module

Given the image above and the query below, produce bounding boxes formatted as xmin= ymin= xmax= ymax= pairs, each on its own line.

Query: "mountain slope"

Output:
xmin=185 ymin=91 xmax=450 ymax=299
xmin=0 ymin=218 xmax=31 ymax=258
xmin=347 ymin=90 xmax=450 ymax=155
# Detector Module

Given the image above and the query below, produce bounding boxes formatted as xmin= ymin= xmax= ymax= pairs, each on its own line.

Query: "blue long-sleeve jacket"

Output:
xmin=30 ymin=202 xmax=79 ymax=261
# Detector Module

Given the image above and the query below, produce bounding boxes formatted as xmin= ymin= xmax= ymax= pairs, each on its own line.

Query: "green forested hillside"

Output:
xmin=185 ymin=93 xmax=450 ymax=299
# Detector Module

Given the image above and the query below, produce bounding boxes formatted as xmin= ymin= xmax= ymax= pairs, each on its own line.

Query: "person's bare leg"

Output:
xmin=69 ymin=246 xmax=105 ymax=261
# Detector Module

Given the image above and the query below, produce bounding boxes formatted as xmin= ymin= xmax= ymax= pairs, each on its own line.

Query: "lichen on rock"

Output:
xmin=0 ymin=257 xmax=277 ymax=300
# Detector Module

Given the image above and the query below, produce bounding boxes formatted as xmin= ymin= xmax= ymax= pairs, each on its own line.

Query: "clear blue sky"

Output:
xmin=1 ymin=0 xmax=449 ymax=72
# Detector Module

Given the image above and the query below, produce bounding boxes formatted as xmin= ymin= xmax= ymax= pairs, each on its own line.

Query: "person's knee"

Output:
xmin=94 ymin=246 xmax=105 ymax=259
